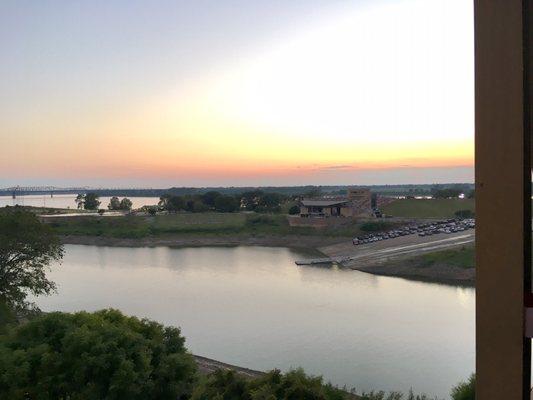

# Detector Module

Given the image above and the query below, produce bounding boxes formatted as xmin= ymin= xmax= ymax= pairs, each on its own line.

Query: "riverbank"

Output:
xmin=192 ymin=355 xmax=361 ymax=399
xmin=60 ymin=233 xmax=475 ymax=286
xmin=59 ymin=233 xmax=343 ymax=251
xmin=350 ymin=246 xmax=475 ymax=286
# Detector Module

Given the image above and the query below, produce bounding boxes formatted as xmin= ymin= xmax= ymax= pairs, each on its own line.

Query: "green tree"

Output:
xmin=288 ymin=205 xmax=300 ymax=215
xmin=158 ymin=195 xmax=185 ymax=212
xmin=0 ymin=210 xmax=63 ymax=314
xmin=257 ymin=193 xmax=283 ymax=213
xmin=75 ymin=193 xmax=85 ymax=209
xmin=192 ymin=368 xmax=349 ymax=400
xmin=108 ymin=196 xmax=121 ymax=210
xmin=214 ymin=195 xmax=239 ymax=213
xmin=451 ymin=374 xmax=475 ymax=400
xmin=84 ymin=192 xmax=101 ymax=210
xmin=0 ymin=309 xmax=197 ymax=400
xmin=119 ymin=197 xmax=133 ymax=210
xmin=240 ymin=190 xmax=263 ymax=211
xmin=192 ymin=200 xmax=209 ymax=213
xmin=202 ymin=191 xmax=223 ymax=208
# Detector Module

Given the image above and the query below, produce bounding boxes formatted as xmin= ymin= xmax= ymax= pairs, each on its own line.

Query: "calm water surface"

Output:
xmin=35 ymin=245 xmax=474 ymax=399
xmin=0 ymin=194 xmax=159 ymax=209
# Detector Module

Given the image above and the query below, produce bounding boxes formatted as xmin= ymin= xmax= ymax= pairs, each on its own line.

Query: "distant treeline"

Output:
xmin=87 ymin=183 xmax=475 ymax=197
xmin=0 ymin=183 xmax=476 ymax=198
xmin=156 ymin=190 xmax=287 ymax=213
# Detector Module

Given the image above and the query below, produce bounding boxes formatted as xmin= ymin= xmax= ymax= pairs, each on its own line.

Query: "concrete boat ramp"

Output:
xmin=295 ymin=256 xmax=352 ymax=265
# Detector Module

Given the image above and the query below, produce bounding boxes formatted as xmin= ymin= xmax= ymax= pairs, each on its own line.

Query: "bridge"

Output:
xmin=0 ymin=186 xmax=91 ymax=198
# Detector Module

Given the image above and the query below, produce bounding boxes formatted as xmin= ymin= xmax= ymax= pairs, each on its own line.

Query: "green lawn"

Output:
xmin=45 ymin=212 xmax=401 ymax=239
xmin=382 ymin=198 xmax=475 ymax=219
xmin=416 ymin=245 xmax=475 ymax=269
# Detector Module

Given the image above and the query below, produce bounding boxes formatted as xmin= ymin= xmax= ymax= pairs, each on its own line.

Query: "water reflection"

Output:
xmin=35 ymin=244 xmax=475 ymax=398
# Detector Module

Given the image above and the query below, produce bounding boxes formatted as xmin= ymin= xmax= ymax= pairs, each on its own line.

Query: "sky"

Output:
xmin=0 ymin=0 xmax=474 ymax=188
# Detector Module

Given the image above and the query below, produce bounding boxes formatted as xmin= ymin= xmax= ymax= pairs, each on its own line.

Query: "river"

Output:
xmin=0 ymin=194 xmax=159 ymax=209
xmin=34 ymin=244 xmax=475 ymax=399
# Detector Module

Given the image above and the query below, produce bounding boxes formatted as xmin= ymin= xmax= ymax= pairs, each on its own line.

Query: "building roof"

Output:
xmin=301 ymin=199 xmax=349 ymax=207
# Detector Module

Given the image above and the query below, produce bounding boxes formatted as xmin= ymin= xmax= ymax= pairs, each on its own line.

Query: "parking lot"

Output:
xmin=318 ymin=219 xmax=475 ymax=265
xmin=352 ymin=218 xmax=475 ymax=246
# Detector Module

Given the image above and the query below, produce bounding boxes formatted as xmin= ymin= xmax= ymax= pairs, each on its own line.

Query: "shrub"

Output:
xmin=0 ymin=309 xmax=197 ymax=400
xmin=450 ymin=374 xmax=475 ymax=400
xmin=288 ymin=205 xmax=300 ymax=215
xmin=192 ymin=368 xmax=349 ymax=400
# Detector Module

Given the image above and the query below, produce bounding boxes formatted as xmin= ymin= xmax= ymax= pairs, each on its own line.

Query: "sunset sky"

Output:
xmin=1 ymin=0 xmax=474 ymax=187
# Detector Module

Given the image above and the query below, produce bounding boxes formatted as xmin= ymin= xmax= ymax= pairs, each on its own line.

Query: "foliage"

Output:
xmin=108 ymin=196 xmax=121 ymax=210
xmin=450 ymin=374 xmax=474 ymax=400
xmin=288 ymin=205 xmax=300 ymax=215
xmin=256 ymin=192 xmax=284 ymax=213
xmin=240 ymin=190 xmax=263 ymax=211
xmin=159 ymin=194 xmax=186 ymax=212
xmin=192 ymin=368 xmax=349 ymax=400
xmin=107 ymin=196 xmax=132 ymax=211
xmin=432 ymin=188 xmax=462 ymax=199
xmin=359 ymin=391 xmax=436 ymax=400
xmin=0 ymin=210 xmax=63 ymax=314
xmin=201 ymin=191 xmax=223 ymax=208
xmin=75 ymin=193 xmax=85 ymax=209
xmin=454 ymin=209 xmax=474 ymax=219
xmin=214 ymin=195 xmax=239 ymax=213
xmin=0 ymin=309 xmax=197 ymax=400
xmin=120 ymin=197 xmax=133 ymax=211
xmin=84 ymin=193 xmax=101 ymax=210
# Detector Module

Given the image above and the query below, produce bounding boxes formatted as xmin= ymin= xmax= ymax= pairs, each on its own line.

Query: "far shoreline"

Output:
xmin=59 ymin=234 xmax=475 ymax=286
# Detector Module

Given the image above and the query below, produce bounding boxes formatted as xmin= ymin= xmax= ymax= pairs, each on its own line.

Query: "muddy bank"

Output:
xmin=352 ymin=260 xmax=475 ymax=286
xmin=59 ymin=234 xmax=343 ymax=252
xmin=193 ymin=355 xmax=265 ymax=378
xmin=60 ymin=234 xmax=474 ymax=286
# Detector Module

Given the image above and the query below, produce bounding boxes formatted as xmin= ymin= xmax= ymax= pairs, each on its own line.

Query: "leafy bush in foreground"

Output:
xmin=191 ymin=368 xmax=348 ymax=400
xmin=0 ymin=309 xmax=197 ymax=400
xmin=450 ymin=374 xmax=475 ymax=400
xmin=359 ymin=391 xmax=437 ymax=400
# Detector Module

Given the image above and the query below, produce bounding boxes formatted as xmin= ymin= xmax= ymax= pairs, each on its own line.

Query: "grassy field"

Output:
xmin=44 ymin=212 xmax=402 ymax=239
xmin=382 ymin=198 xmax=475 ymax=219
xmin=416 ymin=245 xmax=475 ymax=269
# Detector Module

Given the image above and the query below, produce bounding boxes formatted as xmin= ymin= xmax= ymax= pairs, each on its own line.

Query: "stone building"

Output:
xmin=299 ymin=188 xmax=372 ymax=218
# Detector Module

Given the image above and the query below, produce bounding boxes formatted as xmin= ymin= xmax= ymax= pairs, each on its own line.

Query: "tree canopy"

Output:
xmin=0 ymin=309 xmax=197 ymax=400
xmin=108 ymin=196 xmax=121 ymax=210
xmin=84 ymin=193 xmax=101 ymax=210
xmin=0 ymin=210 xmax=63 ymax=314
xmin=191 ymin=368 xmax=348 ymax=400
xmin=76 ymin=193 xmax=101 ymax=210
